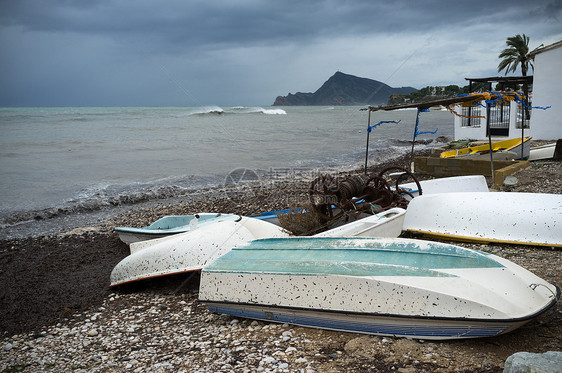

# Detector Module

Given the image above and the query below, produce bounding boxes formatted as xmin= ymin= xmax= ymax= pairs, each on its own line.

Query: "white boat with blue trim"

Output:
xmin=110 ymin=217 xmax=289 ymax=287
xmin=114 ymin=213 xmax=241 ymax=245
xmin=199 ymin=237 xmax=559 ymax=340
xmin=110 ymin=208 xmax=409 ymax=287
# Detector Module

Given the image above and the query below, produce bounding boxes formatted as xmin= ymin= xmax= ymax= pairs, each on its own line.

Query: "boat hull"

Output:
xmin=398 ymin=175 xmax=489 ymax=198
xmin=314 ymin=208 xmax=405 ymax=238
xmin=403 ymin=192 xmax=562 ymax=247
xmin=114 ymin=213 xmax=241 ymax=245
xmin=528 ymin=143 xmax=556 ymax=161
xmin=204 ymin=302 xmax=536 ymax=340
xmin=200 ymin=237 xmax=559 ymax=340
xmin=110 ymin=217 xmax=289 ymax=287
xmin=440 ymin=137 xmax=531 ymax=160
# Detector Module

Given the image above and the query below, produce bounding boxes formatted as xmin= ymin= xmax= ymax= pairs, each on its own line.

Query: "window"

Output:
xmin=461 ymin=105 xmax=481 ymax=127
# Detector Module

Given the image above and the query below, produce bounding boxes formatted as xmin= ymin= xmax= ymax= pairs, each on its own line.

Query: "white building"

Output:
xmin=527 ymin=40 xmax=562 ymax=139
xmin=453 ymin=40 xmax=561 ymax=141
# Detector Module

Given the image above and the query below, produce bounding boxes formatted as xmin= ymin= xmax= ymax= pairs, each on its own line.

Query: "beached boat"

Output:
xmin=440 ymin=137 xmax=531 ymax=160
xmin=199 ymin=237 xmax=560 ymax=340
xmin=314 ymin=208 xmax=405 ymax=238
xmin=397 ymin=175 xmax=489 ymax=199
xmin=110 ymin=217 xmax=289 ymax=287
xmin=528 ymin=142 xmax=557 ymax=161
xmin=111 ymin=207 xmax=406 ymax=287
xmin=115 ymin=209 xmax=291 ymax=245
xmin=114 ymin=213 xmax=241 ymax=244
xmin=403 ymin=192 xmax=562 ymax=247
xmin=248 ymin=208 xmax=295 ymax=226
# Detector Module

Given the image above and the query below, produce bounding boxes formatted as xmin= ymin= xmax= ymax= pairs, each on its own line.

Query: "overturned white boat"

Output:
xmin=199 ymin=237 xmax=559 ymax=340
xmin=110 ymin=217 xmax=289 ymax=287
xmin=403 ymin=192 xmax=562 ymax=247
xmin=398 ymin=175 xmax=489 ymax=198
xmin=315 ymin=207 xmax=405 ymax=238
xmin=528 ymin=142 xmax=557 ymax=161
xmin=110 ymin=206 xmax=409 ymax=287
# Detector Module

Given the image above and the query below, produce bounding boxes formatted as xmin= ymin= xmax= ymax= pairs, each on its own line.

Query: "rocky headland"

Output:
xmin=273 ymin=71 xmax=416 ymax=106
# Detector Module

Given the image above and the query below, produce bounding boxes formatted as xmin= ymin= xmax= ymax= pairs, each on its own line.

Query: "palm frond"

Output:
xmin=497 ymin=34 xmax=532 ymax=76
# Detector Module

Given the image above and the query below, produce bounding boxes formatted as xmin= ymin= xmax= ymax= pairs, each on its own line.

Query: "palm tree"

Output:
xmin=497 ymin=34 xmax=534 ymax=124
xmin=497 ymin=34 xmax=534 ymax=76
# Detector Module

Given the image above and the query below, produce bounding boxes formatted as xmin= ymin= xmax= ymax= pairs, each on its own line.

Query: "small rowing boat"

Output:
xmin=248 ymin=208 xmax=295 ymax=226
xmin=314 ymin=208 xmax=405 ymax=238
xmin=440 ymin=137 xmax=531 ymax=160
xmin=397 ymin=175 xmax=489 ymax=198
xmin=528 ymin=142 xmax=557 ymax=161
xmin=114 ymin=213 xmax=241 ymax=244
xmin=403 ymin=192 xmax=562 ymax=247
xmin=110 ymin=217 xmax=289 ymax=287
xmin=199 ymin=237 xmax=559 ymax=340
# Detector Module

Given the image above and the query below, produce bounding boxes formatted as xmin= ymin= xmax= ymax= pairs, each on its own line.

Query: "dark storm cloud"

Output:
xmin=3 ymin=0 xmax=559 ymax=47
xmin=0 ymin=0 xmax=560 ymax=106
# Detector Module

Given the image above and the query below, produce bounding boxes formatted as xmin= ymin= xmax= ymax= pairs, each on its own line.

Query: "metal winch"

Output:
xmin=308 ymin=166 xmax=422 ymax=223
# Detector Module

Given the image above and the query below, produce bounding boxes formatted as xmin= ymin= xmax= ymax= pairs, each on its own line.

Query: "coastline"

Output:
xmin=0 ymin=154 xmax=560 ymax=372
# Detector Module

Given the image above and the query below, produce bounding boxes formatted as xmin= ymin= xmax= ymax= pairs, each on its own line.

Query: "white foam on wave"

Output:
xmin=261 ymin=108 xmax=286 ymax=115
xmin=187 ymin=106 xmax=286 ymax=116
xmin=189 ymin=106 xmax=225 ymax=115
xmin=230 ymin=106 xmax=286 ymax=115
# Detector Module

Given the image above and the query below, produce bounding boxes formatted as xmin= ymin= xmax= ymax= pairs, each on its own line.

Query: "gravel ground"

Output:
xmin=0 ymin=157 xmax=560 ymax=372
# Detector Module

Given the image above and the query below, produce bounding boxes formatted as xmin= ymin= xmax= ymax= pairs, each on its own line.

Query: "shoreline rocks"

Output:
xmin=1 ymin=160 xmax=560 ymax=372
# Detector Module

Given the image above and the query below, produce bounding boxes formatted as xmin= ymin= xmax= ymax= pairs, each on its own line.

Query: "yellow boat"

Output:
xmin=440 ymin=137 xmax=532 ymax=160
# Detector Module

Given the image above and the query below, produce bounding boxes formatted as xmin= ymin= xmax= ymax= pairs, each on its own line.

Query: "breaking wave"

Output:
xmin=188 ymin=106 xmax=286 ymax=116
xmin=0 ymin=176 xmax=224 ymax=229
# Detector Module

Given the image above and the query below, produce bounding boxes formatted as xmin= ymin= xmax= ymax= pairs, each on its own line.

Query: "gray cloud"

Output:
xmin=0 ymin=0 xmax=560 ymax=106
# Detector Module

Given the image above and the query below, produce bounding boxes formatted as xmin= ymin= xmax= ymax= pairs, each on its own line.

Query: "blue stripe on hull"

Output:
xmin=206 ymin=304 xmax=510 ymax=339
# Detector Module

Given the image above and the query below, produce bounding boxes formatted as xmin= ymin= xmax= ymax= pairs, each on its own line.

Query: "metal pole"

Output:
xmin=410 ymin=108 xmax=419 ymax=167
xmin=486 ymin=102 xmax=494 ymax=185
xmin=468 ymin=81 xmax=472 ymax=127
xmin=364 ymin=109 xmax=371 ymax=175
xmin=521 ymin=101 xmax=525 ymax=159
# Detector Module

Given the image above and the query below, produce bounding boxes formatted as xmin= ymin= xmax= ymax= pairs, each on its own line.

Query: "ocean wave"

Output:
xmin=187 ymin=106 xmax=286 ymax=116
xmin=189 ymin=106 xmax=225 ymax=116
xmin=0 ymin=177 xmax=222 ymax=228
xmin=228 ymin=106 xmax=286 ymax=115
xmin=258 ymin=108 xmax=287 ymax=115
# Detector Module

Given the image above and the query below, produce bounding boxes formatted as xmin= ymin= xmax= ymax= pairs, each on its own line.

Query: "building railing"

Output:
xmin=489 ymin=102 xmax=510 ymax=129
xmin=516 ymin=102 xmax=531 ymax=129
xmin=461 ymin=105 xmax=481 ymax=127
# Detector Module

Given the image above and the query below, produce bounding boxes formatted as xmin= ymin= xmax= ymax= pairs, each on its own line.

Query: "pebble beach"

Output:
xmin=1 ymin=156 xmax=561 ymax=372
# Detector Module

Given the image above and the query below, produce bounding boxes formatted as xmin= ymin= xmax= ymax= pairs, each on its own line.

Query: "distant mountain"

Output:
xmin=273 ymin=72 xmax=417 ymax=106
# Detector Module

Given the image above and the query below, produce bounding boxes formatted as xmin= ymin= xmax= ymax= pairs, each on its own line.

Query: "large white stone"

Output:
xmin=504 ymin=351 xmax=562 ymax=373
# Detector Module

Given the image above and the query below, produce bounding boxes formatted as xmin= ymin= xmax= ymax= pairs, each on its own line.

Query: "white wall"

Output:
xmin=454 ymin=44 xmax=561 ymax=141
xmin=530 ymin=45 xmax=562 ymax=140
xmin=453 ymin=105 xmax=486 ymax=140
xmin=454 ymin=99 xmax=536 ymax=141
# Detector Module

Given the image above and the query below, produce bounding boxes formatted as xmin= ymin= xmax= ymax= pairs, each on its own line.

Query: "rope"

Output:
xmin=445 ymin=104 xmax=485 ymax=119
xmin=450 ymin=91 xmax=551 ymax=112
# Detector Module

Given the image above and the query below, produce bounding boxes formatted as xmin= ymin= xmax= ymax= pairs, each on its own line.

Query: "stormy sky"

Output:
xmin=0 ymin=0 xmax=560 ymax=107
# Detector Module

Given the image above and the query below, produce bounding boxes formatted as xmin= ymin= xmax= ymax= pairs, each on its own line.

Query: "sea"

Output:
xmin=0 ymin=106 xmax=454 ymax=239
